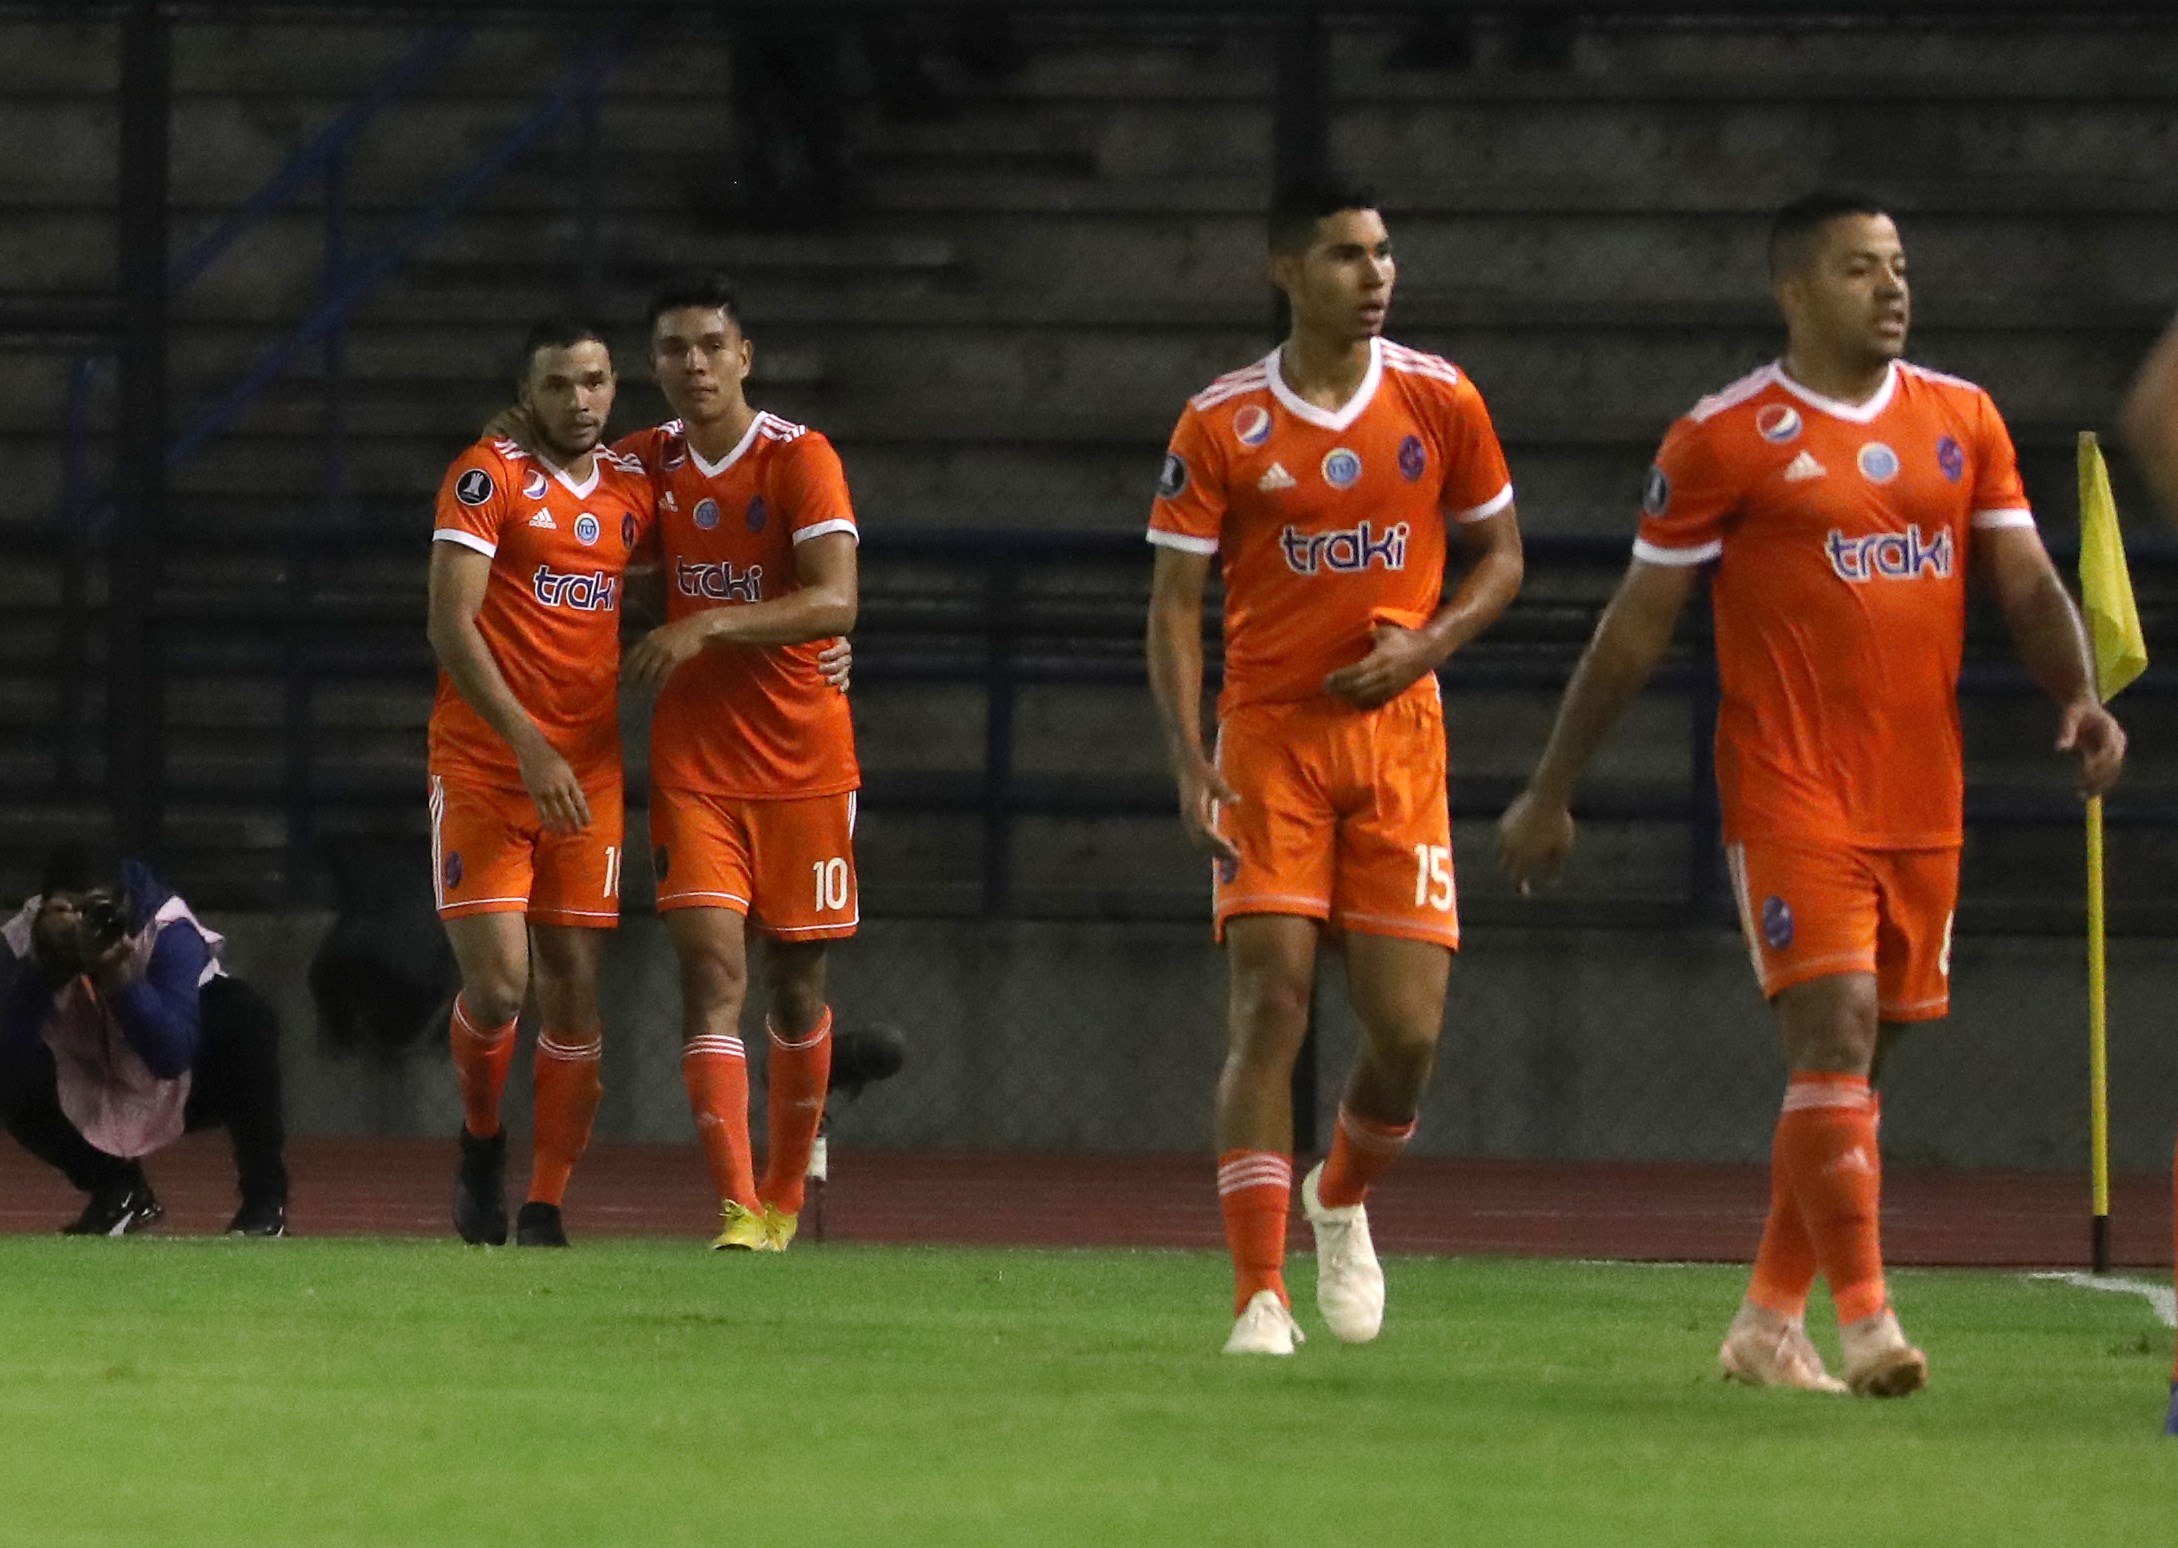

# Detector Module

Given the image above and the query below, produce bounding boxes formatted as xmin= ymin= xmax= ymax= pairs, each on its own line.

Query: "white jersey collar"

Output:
xmin=1266 ymin=337 xmax=1382 ymax=432
xmin=1770 ymin=359 xmax=1898 ymax=425
xmin=691 ymin=413 xmax=767 ymax=478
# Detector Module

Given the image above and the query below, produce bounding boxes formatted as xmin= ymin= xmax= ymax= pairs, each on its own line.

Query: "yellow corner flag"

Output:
xmin=2078 ymin=431 xmax=2147 ymax=702
xmin=2076 ymin=431 xmax=2145 ymax=1273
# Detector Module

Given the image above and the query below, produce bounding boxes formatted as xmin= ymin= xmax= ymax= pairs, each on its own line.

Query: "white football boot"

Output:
xmin=1222 ymin=1289 xmax=1306 ymax=1355
xmin=1301 ymin=1161 xmax=1385 ymax=1344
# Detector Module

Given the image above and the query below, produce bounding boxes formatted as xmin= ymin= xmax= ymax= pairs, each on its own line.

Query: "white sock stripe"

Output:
xmin=536 ymin=1036 xmax=603 ymax=1062
xmin=1337 ymin=1109 xmax=1416 ymax=1154
xmin=1217 ymin=1155 xmax=1293 ymax=1193
xmin=450 ymin=1000 xmax=514 ymax=1045
xmin=767 ymin=1009 xmax=834 ymax=1050
xmin=1218 ymin=1173 xmax=1293 ymax=1197
xmin=681 ymin=1038 xmax=747 ymax=1060
xmin=1781 ymin=1083 xmax=1872 ymax=1113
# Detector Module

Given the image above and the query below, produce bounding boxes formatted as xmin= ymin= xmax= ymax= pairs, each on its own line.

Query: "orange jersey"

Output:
xmin=1148 ymin=337 xmax=1514 ymax=714
xmin=1636 ymin=360 xmax=2035 ymax=848
xmin=618 ymin=413 xmax=860 ymax=798
xmin=427 ymin=437 xmax=654 ymax=791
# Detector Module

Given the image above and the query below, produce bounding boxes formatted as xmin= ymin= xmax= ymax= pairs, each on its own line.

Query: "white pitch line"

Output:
xmin=2027 ymin=1270 xmax=2177 ymax=1328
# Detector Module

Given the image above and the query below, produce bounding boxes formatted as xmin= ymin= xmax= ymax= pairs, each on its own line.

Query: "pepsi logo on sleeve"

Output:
xmin=1233 ymin=405 xmax=1273 ymax=448
xmin=1756 ymin=404 xmax=1802 ymax=444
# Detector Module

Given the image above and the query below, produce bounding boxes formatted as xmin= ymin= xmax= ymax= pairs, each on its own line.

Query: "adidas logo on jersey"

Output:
xmin=1257 ymin=463 xmax=1297 ymax=492
xmin=1783 ymin=452 xmax=1826 ymax=483
xmin=527 ymin=511 xmax=558 ymax=529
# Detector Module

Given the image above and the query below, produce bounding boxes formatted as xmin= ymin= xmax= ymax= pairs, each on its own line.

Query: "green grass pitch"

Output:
xmin=1 ymin=1241 xmax=2170 ymax=1547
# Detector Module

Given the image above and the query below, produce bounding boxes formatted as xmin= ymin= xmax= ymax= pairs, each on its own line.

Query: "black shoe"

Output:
xmin=514 ymin=1201 xmax=569 ymax=1247
xmin=454 ymin=1128 xmax=508 ymax=1245
xmin=62 ymin=1184 xmax=163 ymax=1237
xmin=227 ymin=1197 xmax=288 ymax=1238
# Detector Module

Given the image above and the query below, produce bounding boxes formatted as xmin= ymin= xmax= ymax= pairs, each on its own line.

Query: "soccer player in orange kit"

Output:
xmin=1147 ymin=176 xmax=1526 ymax=1354
xmin=426 ymin=320 xmax=654 ymax=1248
xmin=617 ymin=275 xmax=860 ymax=1252
xmin=1500 ymin=191 xmax=2127 ymax=1396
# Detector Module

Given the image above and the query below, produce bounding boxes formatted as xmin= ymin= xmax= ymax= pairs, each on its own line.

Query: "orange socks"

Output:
xmin=528 ymin=1032 xmax=603 ymax=1208
xmin=1217 ymin=1150 xmax=1292 ymax=1314
xmin=449 ymin=996 xmax=517 ymax=1139
xmin=760 ymin=1009 xmax=833 ymax=1217
xmin=1774 ymin=1073 xmax=1887 ymax=1326
xmin=682 ymin=1033 xmax=757 ymax=1210
xmin=1316 ymin=1105 xmax=1415 ymax=1209
xmin=1748 ymin=1121 xmax=1819 ymax=1319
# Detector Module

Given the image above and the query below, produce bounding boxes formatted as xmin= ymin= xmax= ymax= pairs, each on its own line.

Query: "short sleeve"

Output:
xmin=1435 ymin=376 xmax=1515 ymax=522
xmin=1146 ymin=406 xmax=1227 ymax=555
xmin=433 ymin=445 xmax=510 ymax=558
xmin=1633 ymin=417 xmax=1736 ymax=566
xmin=779 ymin=433 xmax=859 ymax=545
xmin=1968 ymin=393 xmax=2034 ymax=531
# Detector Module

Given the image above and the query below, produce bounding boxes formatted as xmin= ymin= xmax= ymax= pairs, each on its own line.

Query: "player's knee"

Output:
xmin=459 ymin=981 xmax=524 ymax=1030
xmin=679 ymin=946 xmax=748 ymax=1014
xmin=1228 ymin=976 xmax=1311 ymax=1063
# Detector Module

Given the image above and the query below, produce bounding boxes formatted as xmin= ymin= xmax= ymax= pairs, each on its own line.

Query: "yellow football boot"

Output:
xmin=711 ymin=1200 xmax=772 ymax=1252
xmin=762 ymin=1203 xmax=799 ymax=1251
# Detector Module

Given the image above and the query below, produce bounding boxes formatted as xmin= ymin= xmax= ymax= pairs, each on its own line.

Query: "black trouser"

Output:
xmin=0 ymin=975 xmax=288 ymax=1206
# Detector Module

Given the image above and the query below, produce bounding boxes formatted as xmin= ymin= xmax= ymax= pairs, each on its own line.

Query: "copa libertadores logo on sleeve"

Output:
xmin=1158 ymin=453 xmax=1190 ymax=501
xmin=455 ymin=468 xmax=495 ymax=507
xmin=1642 ymin=466 xmax=1671 ymax=516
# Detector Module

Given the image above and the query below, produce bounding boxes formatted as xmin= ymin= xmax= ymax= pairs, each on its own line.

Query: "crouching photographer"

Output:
xmin=0 ymin=847 xmax=289 ymax=1236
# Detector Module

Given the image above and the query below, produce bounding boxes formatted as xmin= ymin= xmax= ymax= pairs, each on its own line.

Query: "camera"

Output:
xmin=78 ymin=892 xmax=131 ymax=956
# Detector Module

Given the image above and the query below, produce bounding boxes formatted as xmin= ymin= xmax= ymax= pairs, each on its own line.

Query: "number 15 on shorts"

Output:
xmin=1413 ymin=844 xmax=1454 ymax=911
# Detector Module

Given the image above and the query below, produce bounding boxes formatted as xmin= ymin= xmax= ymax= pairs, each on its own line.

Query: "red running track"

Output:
xmin=0 ymin=1135 xmax=2168 ymax=1269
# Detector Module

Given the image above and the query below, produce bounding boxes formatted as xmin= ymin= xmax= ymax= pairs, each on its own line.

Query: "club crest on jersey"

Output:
xmin=676 ymin=558 xmax=763 ymax=603
xmin=454 ymin=468 xmax=495 ymax=507
xmin=1936 ymin=435 xmax=1965 ymax=483
xmin=522 ymin=469 xmax=549 ymax=500
xmin=1857 ymin=441 xmax=1901 ymax=484
xmin=1761 ymin=896 xmax=1794 ymax=950
xmin=1825 ymin=524 xmax=1955 ymax=583
xmin=1321 ymin=447 xmax=1363 ymax=490
xmin=1642 ymin=465 xmax=1671 ymax=515
xmin=1398 ymin=435 xmax=1427 ymax=482
xmin=1281 ymin=521 xmax=1409 ymax=576
xmin=693 ymin=498 xmax=721 ymax=531
xmin=574 ymin=513 xmax=601 ymax=546
xmin=622 ymin=514 xmax=639 ymax=551
xmin=1158 ymin=453 xmax=1190 ymax=500
xmin=532 ymin=566 xmax=618 ymax=611
xmin=1756 ymin=404 xmax=1802 ymax=444
xmin=442 ymin=851 xmax=463 ymax=891
xmin=1214 ymin=856 xmax=1240 ymax=886
xmin=746 ymin=496 xmax=769 ymax=533
xmin=1233 ymin=405 xmax=1273 ymax=448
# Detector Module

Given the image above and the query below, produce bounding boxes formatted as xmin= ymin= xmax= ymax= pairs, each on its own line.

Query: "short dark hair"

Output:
xmin=1269 ymin=172 xmax=1380 ymax=255
xmin=645 ymin=272 xmax=743 ymax=333
xmin=1768 ymin=189 xmax=1891 ymax=279
xmin=517 ymin=317 xmax=610 ymax=379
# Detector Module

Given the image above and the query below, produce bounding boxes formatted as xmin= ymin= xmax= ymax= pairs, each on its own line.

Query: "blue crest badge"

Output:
xmin=1321 ymin=447 xmax=1363 ymax=490
xmin=1214 ymin=856 xmax=1240 ymax=886
xmin=1233 ymin=405 xmax=1273 ymax=448
xmin=693 ymin=498 xmax=721 ymax=531
xmin=574 ymin=513 xmax=600 ymax=546
xmin=1761 ymin=895 xmax=1794 ymax=951
xmin=1398 ymin=435 xmax=1427 ymax=482
xmin=746 ymin=497 xmax=769 ymax=533
xmin=442 ymin=851 xmax=464 ymax=890
xmin=622 ymin=513 xmax=639 ymax=550
xmin=1936 ymin=435 xmax=1965 ymax=483
xmin=1857 ymin=441 xmax=1901 ymax=484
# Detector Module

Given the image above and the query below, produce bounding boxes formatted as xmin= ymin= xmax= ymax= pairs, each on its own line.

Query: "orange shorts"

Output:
xmin=1725 ymin=839 xmax=1959 ymax=1021
xmin=1211 ymin=684 xmax=1457 ymax=949
xmin=429 ymin=773 xmax=625 ymax=929
xmin=650 ymin=787 xmax=859 ymax=941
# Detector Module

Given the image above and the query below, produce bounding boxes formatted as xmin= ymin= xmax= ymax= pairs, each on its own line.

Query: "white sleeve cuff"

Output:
xmin=1632 ymin=536 xmax=1722 ymax=567
xmin=1971 ymin=508 xmax=2036 ymax=530
xmin=1448 ymin=483 xmax=1515 ymax=523
xmin=1146 ymin=528 xmax=1219 ymax=556
xmin=433 ymin=528 xmax=497 ymax=558
xmin=792 ymin=519 xmax=860 ymax=545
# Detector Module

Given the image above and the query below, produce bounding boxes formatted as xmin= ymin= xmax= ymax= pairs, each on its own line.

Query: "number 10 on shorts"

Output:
xmin=812 ymin=857 xmax=851 ymax=912
xmin=1413 ymin=844 xmax=1453 ymax=911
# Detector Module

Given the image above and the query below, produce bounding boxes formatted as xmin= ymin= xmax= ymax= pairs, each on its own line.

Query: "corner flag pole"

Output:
xmin=2077 ymin=430 xmax=2148 ymax=1273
